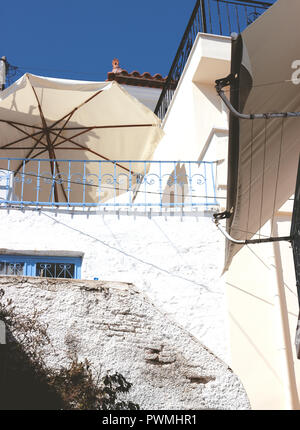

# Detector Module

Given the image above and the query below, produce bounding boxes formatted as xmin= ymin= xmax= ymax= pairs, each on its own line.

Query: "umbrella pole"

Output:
xmin=31 ymin=85 xmax=60 ymax=203
xmin=54 ymin=159 xmax=68 ymax=203
xmin=48 ymin=154 xmax=59 ymax=203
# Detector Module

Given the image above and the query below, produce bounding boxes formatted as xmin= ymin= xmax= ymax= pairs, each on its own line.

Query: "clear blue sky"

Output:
xmin=1 ymin=0 xmax=198 ymax=83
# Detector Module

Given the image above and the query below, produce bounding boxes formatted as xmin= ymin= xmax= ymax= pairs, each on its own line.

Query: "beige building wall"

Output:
xmin=153 ymin=33 xmax=231 ymax=163
xmin=140 ymin=33 xmax=231 ymax=210
xmin=226 ymin=207 xmax=300 ymax=410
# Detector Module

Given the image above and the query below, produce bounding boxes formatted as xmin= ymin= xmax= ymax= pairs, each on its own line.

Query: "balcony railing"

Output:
xmin=154 ymin=0 xmax=273 ymax=120
xmin=0 ymin=158 xmax=219 ymax=210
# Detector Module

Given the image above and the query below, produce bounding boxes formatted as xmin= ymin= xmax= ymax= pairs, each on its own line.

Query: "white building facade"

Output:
xmin=0 ymin=34 xmax=231 ymax=364
xmin=3 ymin=0 xmax=294 ymax=411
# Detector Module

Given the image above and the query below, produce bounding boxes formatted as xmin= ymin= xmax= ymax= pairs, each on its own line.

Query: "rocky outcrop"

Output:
xmin=0 ymin=276 xmax=250 ymax=410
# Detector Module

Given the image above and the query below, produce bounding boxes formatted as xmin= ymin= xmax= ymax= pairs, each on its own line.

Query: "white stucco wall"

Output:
xmin=0 ymin=208 xmax=229 ymax=363
xmin=153 ymin=33 xmax=231 ymax=163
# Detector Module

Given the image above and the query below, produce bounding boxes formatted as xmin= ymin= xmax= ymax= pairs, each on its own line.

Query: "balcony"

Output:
xmin=0 ymin=158 xmax=219 ymax=211
xmin=155 ymin=0 xmax=273 ymax=120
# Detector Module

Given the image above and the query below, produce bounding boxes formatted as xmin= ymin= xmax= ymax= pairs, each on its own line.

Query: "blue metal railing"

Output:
xmin=0 ymin=158 xmax=219 ymax=209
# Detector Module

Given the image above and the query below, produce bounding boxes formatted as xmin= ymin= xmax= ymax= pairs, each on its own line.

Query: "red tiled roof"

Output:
xmin=107 ymin=58 xmax=168 ymax=89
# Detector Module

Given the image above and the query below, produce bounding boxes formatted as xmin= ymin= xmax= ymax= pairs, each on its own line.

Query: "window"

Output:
xmin=0 ymin=261 xmax=25 ymax=276
xmin=0 ymin=255 xmax=81 ymax=279
xmin=36 ymin=262 xmax=75 ymax=279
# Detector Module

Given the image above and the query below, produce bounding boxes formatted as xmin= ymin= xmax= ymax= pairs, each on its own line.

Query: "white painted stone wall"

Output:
xmin=0 ymin=276 xmax=250 ymax=410
xmin=0 ymin=208 xmax=229 ymax=363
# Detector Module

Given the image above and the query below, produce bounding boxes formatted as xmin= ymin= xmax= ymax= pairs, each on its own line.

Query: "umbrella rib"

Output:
xmin=50 ymin=112 xmax=76 ymax=147
xmin=6 ymin=122 xmax=48 ymax=147
xmin=49 ymin=127 xmax=93 ymax=147
xmin=50 ymin=147 xmax=87 ymax=150
xmin=1 ymin=147 xmax=46 ymax=150
xmin=51 ymin=124 xmax=156 ymax=131
xmin=47 ymin=89 xmax=104 ymax=132
xmin=49 ymin=128 xmax=132 ymax=174
xmin=0 ymin=129 xmax=45 ymax=150
xmin=48 ymin=109 xmax=78 ymax=132
xmin=14 ymin=147 xmax=49 ymax=174
xmin=14 ymin=133 xmax=47 ymax=174
xmin=0 ymin=119 xmax=43 ymax=130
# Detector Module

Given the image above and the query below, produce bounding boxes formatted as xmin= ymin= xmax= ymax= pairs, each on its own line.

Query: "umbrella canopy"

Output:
xmin=224 ymin=0 xmax=300 ymax=270
xmin=0 ymin=73 xmax=163 ymax=205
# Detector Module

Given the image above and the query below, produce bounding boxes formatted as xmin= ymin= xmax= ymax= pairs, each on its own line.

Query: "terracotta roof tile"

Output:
xmin=107 ymin=58 xmax=170 ymax=89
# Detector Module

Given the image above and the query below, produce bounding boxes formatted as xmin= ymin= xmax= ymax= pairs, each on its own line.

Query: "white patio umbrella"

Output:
xmin=0 ymin=73 xmax=163 ymax=205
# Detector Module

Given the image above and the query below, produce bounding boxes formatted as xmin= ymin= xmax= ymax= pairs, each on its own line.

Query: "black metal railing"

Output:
xmin=155 ymin=0 xmax=273 ymax=120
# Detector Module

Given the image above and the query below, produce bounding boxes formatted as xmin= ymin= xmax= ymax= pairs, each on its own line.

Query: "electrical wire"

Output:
xmin=222 ymin=79 xmax=298 ymax=94
xmin=258 ymin=118 xmax=267 ymax=239
xmin=6 ymin=62 xmax=300 ymax=93
xmin=16 ymin=65 xmax=105 ymax=80
xmin=271 ymin=117 xmax=285 ymax=232
xmin=246 ymin=244 xmax=298 ymax=300
xmin=246 ymin=118 xmax=254 ymax=238
xmin=39 ymin=210 xmax=214 ymax=292
xmin=0 ymin=166 xmax=225 ymax=201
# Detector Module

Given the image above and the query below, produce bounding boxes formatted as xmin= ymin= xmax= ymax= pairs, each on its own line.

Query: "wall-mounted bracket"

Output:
xmin=213 ymin=217 xmax=292 ymax=245
xmin=215 ymin=76 xmax=300 ymax=120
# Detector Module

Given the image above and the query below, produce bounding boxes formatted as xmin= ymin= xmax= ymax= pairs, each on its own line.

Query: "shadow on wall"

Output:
xmin=162 ymin=163 xmax=188 ymax=206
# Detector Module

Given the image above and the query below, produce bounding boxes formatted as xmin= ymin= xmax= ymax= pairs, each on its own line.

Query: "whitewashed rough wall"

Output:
xmin=0 ymin=209 xmax=229 ymax=362
xmin=0 ymin=276 xmax=250 ymax=410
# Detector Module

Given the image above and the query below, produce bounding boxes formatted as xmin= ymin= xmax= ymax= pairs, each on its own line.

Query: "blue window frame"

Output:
xmin=0 ymin=255 xmax=81 ymax=279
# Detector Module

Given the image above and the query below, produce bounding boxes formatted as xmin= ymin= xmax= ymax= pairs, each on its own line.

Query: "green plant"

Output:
xmin=0 ymin=289 xmax=139 ymax=410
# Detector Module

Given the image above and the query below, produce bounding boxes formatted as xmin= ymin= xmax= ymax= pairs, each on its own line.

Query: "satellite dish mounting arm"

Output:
xmin=215 ymin=75 xmax=300 ymax=120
